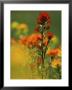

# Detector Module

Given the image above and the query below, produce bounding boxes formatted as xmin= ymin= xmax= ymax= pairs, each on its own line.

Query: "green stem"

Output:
xmin=41 ymin=26 xmax=44 ymax=65
xmin=49 ymin=57 xmax=53 ymax=79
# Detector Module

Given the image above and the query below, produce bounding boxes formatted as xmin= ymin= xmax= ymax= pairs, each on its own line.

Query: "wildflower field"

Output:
xmin=11 ymin=11 xmax=61 ymax=79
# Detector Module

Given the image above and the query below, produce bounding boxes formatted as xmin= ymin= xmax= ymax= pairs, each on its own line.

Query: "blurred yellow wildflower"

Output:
xmin=17 ymin=23 xmax=28 ymax=31
xmin=11 ymin=21 xmax=19 ymax=29
xmin=51 ymin=35 xmax=58 ymax=45
xmin=51 ymin=58 xmax=61 ymax=68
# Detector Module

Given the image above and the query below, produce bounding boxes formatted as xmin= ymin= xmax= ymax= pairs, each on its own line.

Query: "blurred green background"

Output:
xmin=11 ymin=11 xmax=61 ymax=44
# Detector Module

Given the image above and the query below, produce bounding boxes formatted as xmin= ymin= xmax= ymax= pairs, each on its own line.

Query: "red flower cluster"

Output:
xmin=19 ymin=33 xmax=42 ymax=48
xmin=37 ymin=12 xmax=50 ymax=25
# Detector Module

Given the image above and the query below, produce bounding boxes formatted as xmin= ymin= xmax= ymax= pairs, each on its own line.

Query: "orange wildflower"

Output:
xmin=19 ymin=36 xmax=28 ymax=45
xmin=27 ymin=33 xmax=42 ymax=46
xmin=47 ymin=48 xmax=60 ymax=56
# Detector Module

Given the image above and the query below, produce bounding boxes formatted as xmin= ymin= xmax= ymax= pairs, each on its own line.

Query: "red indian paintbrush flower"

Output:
xmin=37 ymin=12 xmax=50 ymax=25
